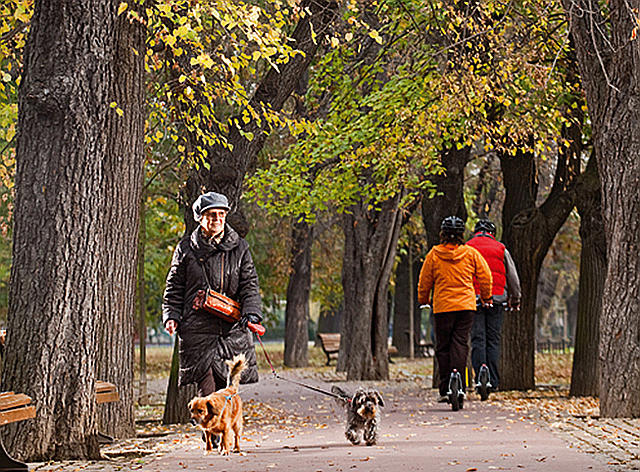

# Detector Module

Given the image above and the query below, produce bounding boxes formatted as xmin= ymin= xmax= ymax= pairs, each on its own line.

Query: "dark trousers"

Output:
xmin=435 ymin=310 xmax=475 ymax=396
xmin=471 ymin=304 xmax=504 ymax=389
xmin=197 ymin=367 xmax=225 ymax=397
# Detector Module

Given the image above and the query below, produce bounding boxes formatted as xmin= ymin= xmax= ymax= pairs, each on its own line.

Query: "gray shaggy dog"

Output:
xmin=331 ymin=386 xmax=384 ymax=446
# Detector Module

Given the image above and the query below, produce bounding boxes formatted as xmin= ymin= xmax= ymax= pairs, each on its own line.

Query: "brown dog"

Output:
xmin=188 ymin=354 xmax=246 ymax=454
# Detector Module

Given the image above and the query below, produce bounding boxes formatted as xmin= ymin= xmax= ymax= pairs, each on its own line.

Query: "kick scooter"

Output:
xmin=475 ymin=363 xmax=492 ymax=401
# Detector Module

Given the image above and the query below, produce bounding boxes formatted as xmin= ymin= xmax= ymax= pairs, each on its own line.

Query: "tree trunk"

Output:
xmin=284 ymin=220 xmax=313 ymax=367
xmin=340 ymin=195 xmax=403 ymax=380
xmin=561 ymin=0 xmax=640 ymax=418
xmin=570 ymin=155 xmax=606 ymax=397
xmin=392 ymin=251 xmax=421 ymax=356
xmin=138 ymin=192 xmax=148 ymax=404
xmin=162 ymin=338 xmax=196 ymax=424
xmin=2 ymin=0 xmax=144 ymax=459
xmin=95 ymin=1 xmax=146 ymax=439
xmin=498 ymin=99 xmax=582 ymax=390
xmin=420 ymin=145 xmax=469 ymax=388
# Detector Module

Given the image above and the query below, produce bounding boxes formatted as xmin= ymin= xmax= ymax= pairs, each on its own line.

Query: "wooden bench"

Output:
xmin=0 ymin=392 xmax=36 ymax=471
xmin=317 ymin=333 xmax=341 ymax=366
xmin=96 ymin=381 xmax=119 ymax=404
xmin=95 ymin=381 xmax=119 ymax=444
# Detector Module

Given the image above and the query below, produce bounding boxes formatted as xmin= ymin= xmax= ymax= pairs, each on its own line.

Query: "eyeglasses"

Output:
xmin=202 ymin=210 xmax=227 ymax=219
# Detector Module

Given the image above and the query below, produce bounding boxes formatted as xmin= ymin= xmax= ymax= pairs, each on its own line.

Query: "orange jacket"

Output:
xmin=417 ymin=243 xmax=492 ymax=313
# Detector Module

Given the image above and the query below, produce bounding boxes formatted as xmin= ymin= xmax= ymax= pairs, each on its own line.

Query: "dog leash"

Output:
xmin=248 ymin=323 xmax=349 ymax=402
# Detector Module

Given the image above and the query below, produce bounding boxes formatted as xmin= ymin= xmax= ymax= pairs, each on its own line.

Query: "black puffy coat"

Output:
xmin=162 ymin=225 xmax=261 ymax=386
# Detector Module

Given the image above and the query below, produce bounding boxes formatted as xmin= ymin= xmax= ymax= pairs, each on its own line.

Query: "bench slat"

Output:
xmin=0 ymin=405 xmax=35 ymax=426
xmin=96 ymin=381 xmax=117 ymax=393
xmin=318 ymin=333 xmax=341 ymax=365
xmin=97 ymin=391 xmax=120 ymax=404
xmin=0 ymin=394 xmax=31 ymax=411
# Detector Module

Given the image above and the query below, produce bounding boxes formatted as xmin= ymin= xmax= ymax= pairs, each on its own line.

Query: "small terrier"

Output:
xmin=331 ymin=385 xmax=384 ymax=446
xmin=188 ymin=354 xmax=246 ymax=454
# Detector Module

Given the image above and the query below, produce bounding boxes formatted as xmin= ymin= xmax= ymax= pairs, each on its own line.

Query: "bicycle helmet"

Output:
xmin=440 ymin=216 xmax=465 ymax=235
xmin=474 ymin=219 xmax=496 ymax=235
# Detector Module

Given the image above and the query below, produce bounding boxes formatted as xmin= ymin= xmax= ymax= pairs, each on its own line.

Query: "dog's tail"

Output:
xmin=226 ymin=354 xmax=246 ymax=390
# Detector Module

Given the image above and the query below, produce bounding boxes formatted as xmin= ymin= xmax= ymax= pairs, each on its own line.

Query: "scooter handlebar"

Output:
xmin=247 ymin=322 xmax=266 ymax=336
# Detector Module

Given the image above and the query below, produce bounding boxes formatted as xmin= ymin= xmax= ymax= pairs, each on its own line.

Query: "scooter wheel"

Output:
xmin=450 ymin=392 xmax=460 ymax=411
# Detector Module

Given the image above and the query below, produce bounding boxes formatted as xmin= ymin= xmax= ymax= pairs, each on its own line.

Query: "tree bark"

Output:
xmin=340 ymin=194 xmax=404 ymax=380
xmin=2 ymin=0 xmax=144 ymax=459
xmin=96 ymin=2 xmax=146 ymax=438
xmin=284 ymin=220 xmax=313 ymax=367
xmin=499 ymin=121 xmax=581 ymax=390
xmin=570 ymin=154 xmax=606 ymax=397
xmin=562 ymin=0 xmax=640 ymax=417
xmin=138 ymin=192 xmax=148 ymax=404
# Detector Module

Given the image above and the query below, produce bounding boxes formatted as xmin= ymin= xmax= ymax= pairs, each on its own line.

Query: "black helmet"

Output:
xmin=474 ymin=219 xmax=496 ymax=235
xmin=440 ymin=216 xmax=465 ymax=235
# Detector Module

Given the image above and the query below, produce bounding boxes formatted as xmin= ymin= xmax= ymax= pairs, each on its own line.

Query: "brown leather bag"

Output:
xmin=193 ymin=253 xmax=241 ymax=323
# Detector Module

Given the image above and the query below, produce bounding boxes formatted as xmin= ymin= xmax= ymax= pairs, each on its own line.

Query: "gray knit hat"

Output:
xmin=192 ymin=192 xmax=230 ymax=222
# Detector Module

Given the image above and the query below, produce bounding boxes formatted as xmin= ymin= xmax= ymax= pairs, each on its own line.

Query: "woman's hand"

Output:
xmin=165 ymin=319 xmax=178 ymax=335
xmin=240 ymin=313 xmax=262 ymax=328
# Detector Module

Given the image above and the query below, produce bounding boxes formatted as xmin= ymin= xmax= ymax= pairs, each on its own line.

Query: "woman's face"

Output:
xmin=200 ymin=209 xmax=227 ymax=237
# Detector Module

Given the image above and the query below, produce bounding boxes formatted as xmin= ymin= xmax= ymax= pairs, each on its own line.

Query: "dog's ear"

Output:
xmin=206 ymin=398 xmax=216 ymax=418
xmin=375 ymin=391 xmax=384 ymax=407
xmin=187 ymin=399 xmax=194 ymax=410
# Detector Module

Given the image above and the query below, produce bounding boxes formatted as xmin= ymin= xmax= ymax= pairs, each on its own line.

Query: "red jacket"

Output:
xmin=466 ymin=232 xmax=506 ymax=296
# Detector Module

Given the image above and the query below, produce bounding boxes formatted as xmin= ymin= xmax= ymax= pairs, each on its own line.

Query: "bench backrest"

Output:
xmin=318 ymin=333 xmax=341 ymax=350
xmin=0 ymin=392 xmax=35 ymax=426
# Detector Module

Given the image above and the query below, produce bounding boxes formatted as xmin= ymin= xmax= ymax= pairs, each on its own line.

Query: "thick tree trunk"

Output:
xmin=498 ymin=107 xmax=581 ymax=390
xmin=284 ymin=220 xmax=313 ymax=367
xmin=2 ymin=0 xmax=143 ymax=459
xmin=392 ymin=251 xmax=421 ymax=356
xmin=562 ymin=0 xmax=640 ymax=418
xmin=96 ymin=2 xmax=146 ymax=438
xmin=341 ymin=195 xmax=403 ymax=380
xmin=571 ymin=155 xmax=605 ymax=397
xmin=420 ymin=145 xmax=469 ymax=388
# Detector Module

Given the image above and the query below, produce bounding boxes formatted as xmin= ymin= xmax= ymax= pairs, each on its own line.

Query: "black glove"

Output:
xmin=240 ymin=313 xmax=262 ymax=328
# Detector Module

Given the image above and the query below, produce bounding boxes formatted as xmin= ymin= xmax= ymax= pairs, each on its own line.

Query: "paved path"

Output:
xmin=136 ymin=375 xmax=613 ymax=472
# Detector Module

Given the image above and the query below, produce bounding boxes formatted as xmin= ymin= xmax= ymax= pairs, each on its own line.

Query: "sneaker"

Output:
xmin=437 ymin=394 xmax=449 ymax=403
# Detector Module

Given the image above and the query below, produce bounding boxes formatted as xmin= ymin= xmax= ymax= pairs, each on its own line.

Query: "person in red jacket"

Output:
xmin=466 ymin=219 xmax=521 ymax=396
xmin=418 ymin=216 xmax=493 ymax=404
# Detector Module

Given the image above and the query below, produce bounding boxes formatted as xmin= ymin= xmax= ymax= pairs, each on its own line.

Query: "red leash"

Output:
xmin=247 ymin=322 xmax=349 ymax=401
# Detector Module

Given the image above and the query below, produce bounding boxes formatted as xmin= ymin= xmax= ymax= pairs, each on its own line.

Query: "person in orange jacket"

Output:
xmin=418 ymin=216 xmax=493 ymax=403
